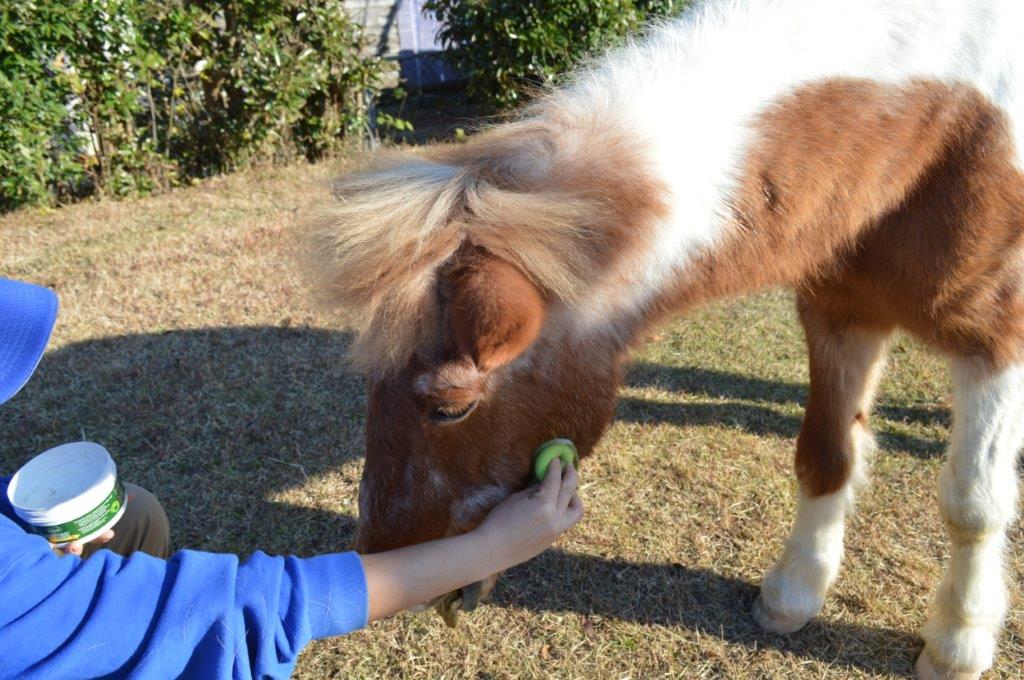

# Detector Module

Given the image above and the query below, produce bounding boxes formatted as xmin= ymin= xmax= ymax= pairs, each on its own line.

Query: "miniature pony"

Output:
xmin=307 ymin=1 xmax=1024 ymax=676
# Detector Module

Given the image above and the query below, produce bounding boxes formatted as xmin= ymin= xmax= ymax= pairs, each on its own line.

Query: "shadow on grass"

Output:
xmin=0 ymin=328 xmax=949 ymax=551
xmin=0 ymin=327 xmax=927 ymax=672
xmin=624 ymin=362 xmax=948 ymax=458
xmin=491 ymin=549 xmax=920 ymax=677
xmin=625 ymin=362 xmax=808 ymax=404
xmin=617 ymin=396 xmax=803 ymax=438
xmin=0 ymin=326 xmax=363 ymax=553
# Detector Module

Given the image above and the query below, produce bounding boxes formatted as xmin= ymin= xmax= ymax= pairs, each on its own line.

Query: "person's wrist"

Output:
xmin=466 ymin=521 xmax=515 ymax=575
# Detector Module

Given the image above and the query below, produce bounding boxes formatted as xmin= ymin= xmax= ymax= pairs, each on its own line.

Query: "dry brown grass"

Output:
xmin=1 ymin=162 xmax=1021 ymax=679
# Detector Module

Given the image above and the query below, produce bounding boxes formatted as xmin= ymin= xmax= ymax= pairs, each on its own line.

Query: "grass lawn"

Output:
xmin=1 ymin=162 xmax=1021 ymax=679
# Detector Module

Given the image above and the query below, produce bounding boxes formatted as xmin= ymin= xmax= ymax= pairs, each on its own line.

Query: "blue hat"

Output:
xmin=0 ymin=278 xmax=58 ymax=405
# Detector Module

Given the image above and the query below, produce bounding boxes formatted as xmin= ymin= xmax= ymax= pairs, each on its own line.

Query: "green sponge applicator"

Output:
xmin=532 ymin=438 xmax=579 ymax=483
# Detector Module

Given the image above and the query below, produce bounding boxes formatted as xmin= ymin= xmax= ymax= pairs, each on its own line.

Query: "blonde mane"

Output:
xmin=304 ymin=121 xmax=607 ymax=374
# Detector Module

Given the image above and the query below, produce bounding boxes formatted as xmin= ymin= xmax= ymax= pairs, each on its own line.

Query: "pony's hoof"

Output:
xmin=751 ymin=594 xmax=812 ymax=634
xmin=914 ymin=649 xmax=982 ymax=680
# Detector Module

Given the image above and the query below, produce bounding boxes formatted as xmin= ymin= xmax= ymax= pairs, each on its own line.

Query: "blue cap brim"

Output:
xmin=0 ymin=279 xmax=58 ymax=405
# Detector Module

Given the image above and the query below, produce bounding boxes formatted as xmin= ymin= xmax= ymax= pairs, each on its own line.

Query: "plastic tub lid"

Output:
xmin=8 ymin=442 xmax=116 ymax=526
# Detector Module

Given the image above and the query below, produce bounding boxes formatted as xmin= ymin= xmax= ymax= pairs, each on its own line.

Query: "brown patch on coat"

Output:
xmin=668 ymin=79 xmax=1024 ymax=362
xmin=658 ymin=78 xmax=1024 ymax=495
xmin=794 ymin=298 xmax=890 ymax=496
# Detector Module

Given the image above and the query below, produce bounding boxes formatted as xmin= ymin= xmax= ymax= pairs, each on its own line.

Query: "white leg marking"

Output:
xmin=755 ymin=318 xmax=888 ymax=633
xmin=754 ymin=431 xmax=871 ymax=633
xmin=920 ymin=360 xmax=1024 ymax=675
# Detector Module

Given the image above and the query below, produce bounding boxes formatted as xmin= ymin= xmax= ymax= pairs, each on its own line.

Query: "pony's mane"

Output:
xmin=304 ymin=121 xmax=605 ymax=374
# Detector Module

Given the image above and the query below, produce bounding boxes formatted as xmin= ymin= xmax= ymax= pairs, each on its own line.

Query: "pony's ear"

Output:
xmin=445 ymin=247 xmax=546 ymax=372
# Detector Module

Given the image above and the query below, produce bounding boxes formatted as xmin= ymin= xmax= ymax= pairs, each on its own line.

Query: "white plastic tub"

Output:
xmin=7 ymin=442 xmax=126 ymax=547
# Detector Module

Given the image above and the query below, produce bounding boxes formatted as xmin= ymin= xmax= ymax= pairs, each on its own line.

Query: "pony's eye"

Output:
xmin=427 ymin=400 xmax=479 ymax=425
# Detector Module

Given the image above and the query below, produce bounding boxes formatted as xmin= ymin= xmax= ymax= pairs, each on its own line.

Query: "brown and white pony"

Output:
xmin=306 ymin=1 xmax=1024 ymax=677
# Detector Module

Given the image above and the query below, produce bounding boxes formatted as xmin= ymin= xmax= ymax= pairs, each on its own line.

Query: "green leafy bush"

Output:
xmin=0 ymin=0 xmax=390 ymax=212
xmin=1 ymin=2 xmax=89 ymax=208
xmin=425 ymin=0 xmax=686 ymax=109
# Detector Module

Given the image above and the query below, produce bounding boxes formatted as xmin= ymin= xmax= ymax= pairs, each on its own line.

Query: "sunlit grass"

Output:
xmin=2 ymin=161 xmax=1020 ymax=678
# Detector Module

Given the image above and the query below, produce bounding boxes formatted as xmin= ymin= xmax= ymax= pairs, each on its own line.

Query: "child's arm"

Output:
xmin=0 ymin=462 xmax=581 ymax=678
xmin=0 ymin=513 xmax=367 ymax=679
xmin=361 ymin=459 xmax=583 ymax=622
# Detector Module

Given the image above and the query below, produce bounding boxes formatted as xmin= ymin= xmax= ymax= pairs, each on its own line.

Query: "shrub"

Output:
xmin=425 ymin=0 xmax=687 ymax=109
xmin=0 ymin=0 xmax=389 ymax=212
xmin=0 ymin=2 xmax=89 ymax=207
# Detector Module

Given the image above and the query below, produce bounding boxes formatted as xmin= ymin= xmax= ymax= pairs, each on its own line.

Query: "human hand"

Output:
xmin=473 ymin=460 xmax=584 ymax=571
xmin=60 ymin=488 xmax=133 ymax=556
xmin=360 ymin=463 xmax=583 ymax=623
xmin=62 ymin=529 xmax=114 ymax=556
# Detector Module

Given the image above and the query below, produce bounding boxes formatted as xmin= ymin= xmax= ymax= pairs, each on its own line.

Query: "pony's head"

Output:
xmin=306 ymin=119 xmax=665 ymax=609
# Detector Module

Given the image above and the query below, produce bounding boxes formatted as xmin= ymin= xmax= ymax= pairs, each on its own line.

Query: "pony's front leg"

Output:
xmin=916 ymin=360 xmax=1024 ymax=680
xmin=753 ymin=300 xmax=890 ymax=633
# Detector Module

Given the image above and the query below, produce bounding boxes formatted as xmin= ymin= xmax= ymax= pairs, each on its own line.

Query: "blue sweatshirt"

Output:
xmin=0 ymin=476 xmax=368 ymax=679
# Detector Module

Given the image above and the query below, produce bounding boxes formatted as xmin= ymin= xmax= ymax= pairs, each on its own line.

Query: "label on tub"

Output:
xmin=29 ymin=482 xmax=126 ymax=544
